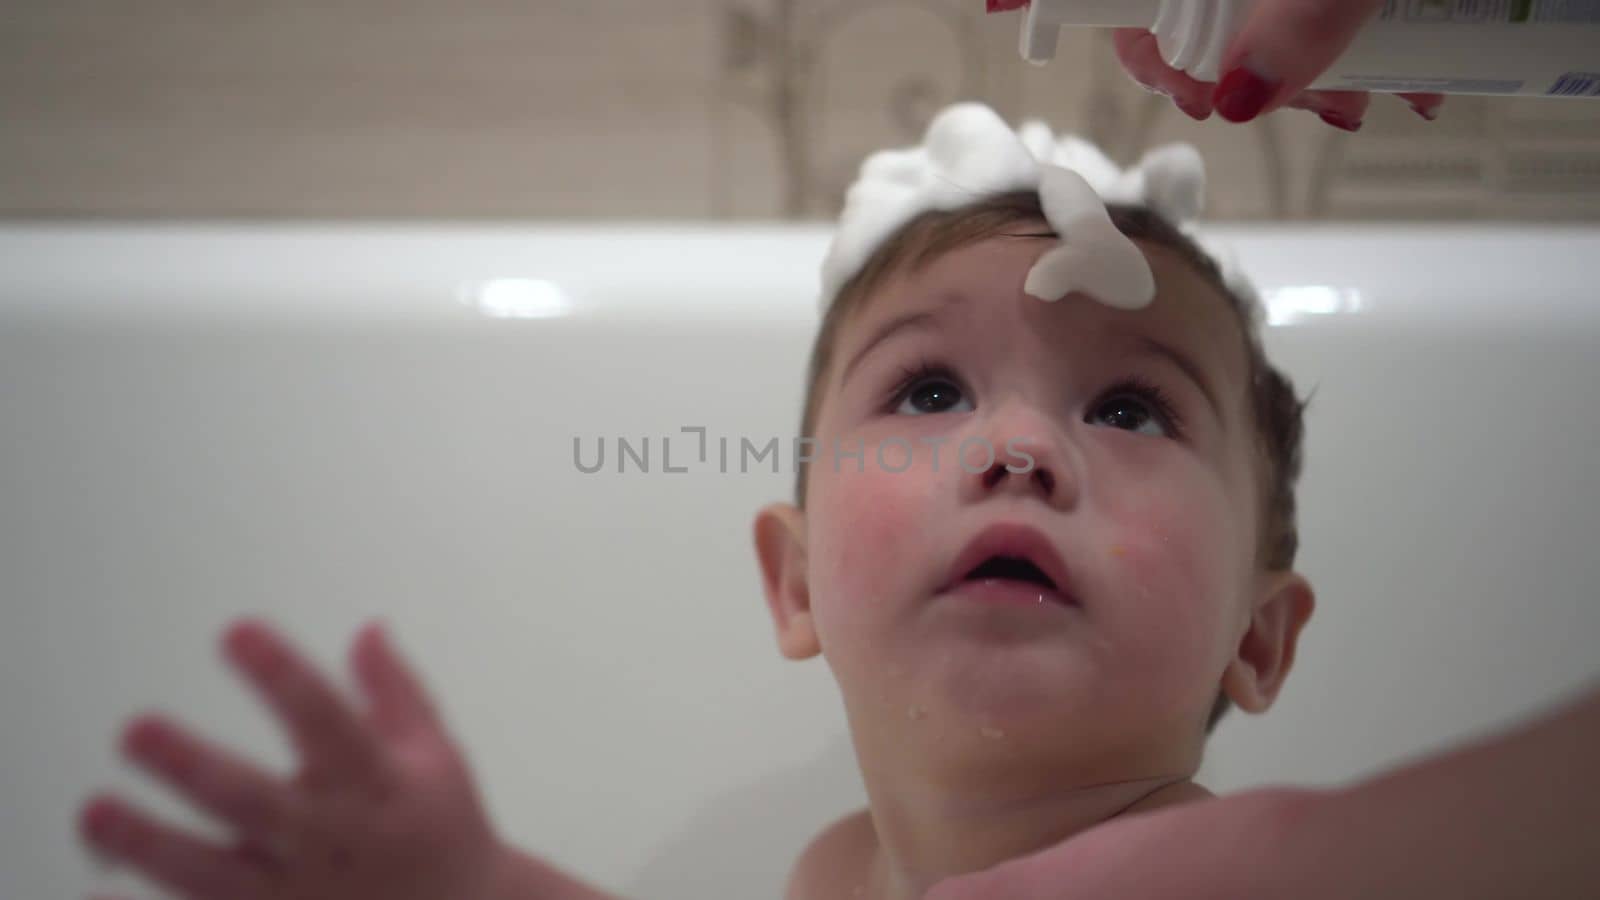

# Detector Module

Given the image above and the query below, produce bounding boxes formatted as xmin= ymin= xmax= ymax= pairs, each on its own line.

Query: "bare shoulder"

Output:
xmin=785 ymin=807 xmax=876 ymax=900
xmin=1122 ymin=779 xmax=1217 ymax=816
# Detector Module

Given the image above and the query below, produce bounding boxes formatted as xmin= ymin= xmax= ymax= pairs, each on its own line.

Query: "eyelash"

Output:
xmin=883 ymin=359 xmax=1187 ymax=439
xmin=1103 ymin=374 xmax=1186 ymax=439
xmin=886 ymin=357 xmax=957 ymax=412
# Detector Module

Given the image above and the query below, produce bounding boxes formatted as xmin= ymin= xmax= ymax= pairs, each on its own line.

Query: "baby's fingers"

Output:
xmin=222 ymin=618 xmax=386 ymax=785
xmin=79 ymin=795 xmax=274 ymax=900
xmin=119 ymin=713 xmax=296 ymax=843
xmin=351 ymin=620 xmax=444 ymax=744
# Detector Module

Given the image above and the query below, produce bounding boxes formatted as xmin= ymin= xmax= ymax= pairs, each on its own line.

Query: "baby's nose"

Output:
xmin=981 ymin=453 xmax=1056 ymax=496
xmin=961 ymin=409 xmax=1078 ymax=510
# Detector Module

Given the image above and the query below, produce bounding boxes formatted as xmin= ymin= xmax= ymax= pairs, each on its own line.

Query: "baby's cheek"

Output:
xmin=1102 ymin=495 xmax=1233 ymax=698
xmin=810 ymin=466 xmax=928 ymax=625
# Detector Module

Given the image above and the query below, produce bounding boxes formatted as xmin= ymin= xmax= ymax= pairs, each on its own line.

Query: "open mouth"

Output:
xmin=944 ymin=523 xmax=1077 ymax=608
xmin=962 ymin=555 xmax=1058 ymax=590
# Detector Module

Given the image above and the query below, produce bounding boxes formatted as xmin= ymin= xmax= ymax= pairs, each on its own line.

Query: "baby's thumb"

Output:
xmin=1213 ymin=0 xmax=1384 ymax=122
xmin=351 ymin=620 xmax=444 ymax=742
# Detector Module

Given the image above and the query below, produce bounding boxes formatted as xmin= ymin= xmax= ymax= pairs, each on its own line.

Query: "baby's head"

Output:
xmin=754 ymin=111 xmax=1314 ymax=784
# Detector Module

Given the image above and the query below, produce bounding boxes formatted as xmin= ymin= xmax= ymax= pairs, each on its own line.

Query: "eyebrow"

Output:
xmin=1132 ymin=336 xmax=1223 ymax=422
xmin=838 ymin=297 xmax=961 ymax=386
xmin=836 ymin=299 xmax=1225 ymax=421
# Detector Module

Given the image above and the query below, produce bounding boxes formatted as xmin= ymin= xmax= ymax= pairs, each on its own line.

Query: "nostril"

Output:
xmin=1034 ymin=468 xmax=1054 ymax=494
xmin=982 ymin=460 xmax=1057 ymax=495
xmin=982 ymin=462 xmax=1007 ymax=490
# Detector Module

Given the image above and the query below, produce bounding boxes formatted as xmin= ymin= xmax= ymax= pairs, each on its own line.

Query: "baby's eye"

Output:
xmin=1089 ymin=379 xmax=1182 ymax=438
xmin=892 ymin=367 xmax=973 ymax=416
xmin=1092 ymin=395 xmax=1165 ymax=436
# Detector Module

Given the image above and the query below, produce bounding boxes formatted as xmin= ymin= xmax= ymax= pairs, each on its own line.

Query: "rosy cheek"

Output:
xmin=811 ymin=466 xmax=927 ymax=620
xmin=1102 ymin=495 xmax=1228 ymax=672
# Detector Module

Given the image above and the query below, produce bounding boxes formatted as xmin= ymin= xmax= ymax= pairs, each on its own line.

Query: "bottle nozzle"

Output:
xmin=1018 ymin=0 xmax=1164 ymax=64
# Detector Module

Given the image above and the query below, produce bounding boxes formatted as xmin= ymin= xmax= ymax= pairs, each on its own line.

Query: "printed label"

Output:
xmin=1548 ymin=71 xmax=1600 ymax=94
xmin=1380 ymin=0 xmax=1600 ymax=22
xmin=1333 ymin=75 xmax=1527 ymax=92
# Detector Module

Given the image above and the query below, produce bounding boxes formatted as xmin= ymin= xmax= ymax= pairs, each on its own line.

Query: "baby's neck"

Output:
xmin=859 ymin=772 xmax=1213 ymax=900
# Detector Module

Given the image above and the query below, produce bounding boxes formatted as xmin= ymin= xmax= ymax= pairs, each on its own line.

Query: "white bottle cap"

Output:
xmin=1020 ymin=0 xmax=1163 ymax=63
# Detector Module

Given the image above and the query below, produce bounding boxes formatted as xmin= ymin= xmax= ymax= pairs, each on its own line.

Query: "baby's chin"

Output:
xmin=861 ymin=695 xmax=1182 ymax=786
xmin=827 ymin=594 xmax=1206 ymax=753
xmin=849 ymin=650 xmax=1117 ymax=742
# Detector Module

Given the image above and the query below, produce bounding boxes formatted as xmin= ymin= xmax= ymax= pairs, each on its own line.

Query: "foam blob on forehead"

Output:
xmin=817 ymin=102 xmax=1261 ymax=328
xmin=1024 ymin=164 xmax=1154 ymax=309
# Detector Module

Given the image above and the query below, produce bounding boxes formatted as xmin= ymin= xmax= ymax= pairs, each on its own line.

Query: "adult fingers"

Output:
xmin=1285 ymin=88 xmax=1444 ymax=130
xmin=1213 ymin=0 xmax=1386 ymax=122
xmin=1398 ymin=91 xmax=1446 ymax=120
xmin=1285 ymin=89 xmax=1372 ymax=131
xmin=1112 ymin=28 xmax=1215 ymax=120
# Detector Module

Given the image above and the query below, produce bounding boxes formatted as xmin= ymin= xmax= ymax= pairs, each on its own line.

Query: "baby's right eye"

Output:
xmin=890 ymin=362 xmax=972 ymax=415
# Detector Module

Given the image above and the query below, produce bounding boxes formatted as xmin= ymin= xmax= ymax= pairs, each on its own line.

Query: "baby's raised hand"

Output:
xmin=78 ymin=618 xmax=506 ymax=900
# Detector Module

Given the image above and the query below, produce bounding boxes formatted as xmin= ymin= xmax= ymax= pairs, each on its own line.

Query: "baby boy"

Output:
xmin=753 ymin=102 xmax=1316 ymax=900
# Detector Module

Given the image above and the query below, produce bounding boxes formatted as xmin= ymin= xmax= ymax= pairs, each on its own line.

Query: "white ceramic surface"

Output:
xmin=2 ymin=222 xmax=1598 ymax=898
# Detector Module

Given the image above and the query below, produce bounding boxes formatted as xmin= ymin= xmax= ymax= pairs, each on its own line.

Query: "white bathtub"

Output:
xmin=2 ymin=222 xmax=1598 ymax=898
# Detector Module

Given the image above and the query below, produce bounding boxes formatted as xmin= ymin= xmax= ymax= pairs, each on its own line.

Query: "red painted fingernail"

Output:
xmin=1409 ymin=101 xmax=1439 ymax=121
xmin=987 ymin=0 xmax=1029 ymax=11
xmin=1213 ymin=66 xmax=1277 ymax=123
xmin=1319 ymin=112 xmax=1363 ymax=132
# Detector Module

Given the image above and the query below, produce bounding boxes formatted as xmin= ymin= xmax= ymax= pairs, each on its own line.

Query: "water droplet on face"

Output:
xmin=980 ymin=725 xmax=1006 ymax=740
xmin=906 ymin=704 xmax=926 ymax=721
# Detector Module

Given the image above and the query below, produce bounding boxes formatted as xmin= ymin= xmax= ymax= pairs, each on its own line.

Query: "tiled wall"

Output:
xmin=4 ymin=1 xmax=1598 ymax=221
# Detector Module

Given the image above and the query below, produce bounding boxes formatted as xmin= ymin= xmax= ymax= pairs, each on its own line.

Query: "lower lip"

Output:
xmin=948 ymin=578 xmax=1074 ymax=609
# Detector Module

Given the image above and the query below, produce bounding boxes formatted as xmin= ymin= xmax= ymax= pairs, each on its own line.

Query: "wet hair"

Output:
xmin=794 ymin=191 xmax=1309 ymax=734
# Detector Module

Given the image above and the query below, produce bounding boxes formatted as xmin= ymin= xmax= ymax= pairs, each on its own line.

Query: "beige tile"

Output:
xmin=3 ymin=1 xmax=1596 ymax=221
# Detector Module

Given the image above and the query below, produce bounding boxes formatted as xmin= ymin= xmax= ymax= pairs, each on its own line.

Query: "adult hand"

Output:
xmin=1109 ymin=0 xmax=1445 ymax=130
xmin=924 ymin=684 xmax=1600 ymax=899
xmin=78 ymin=618 xmax=507 ymax=900
xmin=920 ymin=786 xmax=1317 ymax=900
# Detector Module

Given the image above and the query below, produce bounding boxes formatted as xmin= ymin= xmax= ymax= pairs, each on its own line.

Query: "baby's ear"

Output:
xmin=753 ymin=502 xmax=820 ymax=660
xmin=1221 ymin=570 xmax=1315 ymax=714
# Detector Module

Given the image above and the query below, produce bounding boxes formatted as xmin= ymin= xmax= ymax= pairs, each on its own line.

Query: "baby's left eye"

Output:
xmin=1089 ymin=381 xmax=1182 ymax=438
xmin=894 ymin=376 xmax=971 ymax=415
xmin=888 ymin=361 xmax=973 ymax=416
